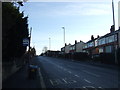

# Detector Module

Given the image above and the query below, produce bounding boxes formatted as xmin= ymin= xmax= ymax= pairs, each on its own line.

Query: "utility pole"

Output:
xmin=62 ymin=27 xmax=65 ymax=46
xmin=112 ymin=0 xmax=117 ymax=64
xmin=112 ymin=0 xmax=115 ymax=30
xmin=49 ymin=37 xmax=51 ymax=50
xmin=28 ymin=27 xmax=32 ymax=64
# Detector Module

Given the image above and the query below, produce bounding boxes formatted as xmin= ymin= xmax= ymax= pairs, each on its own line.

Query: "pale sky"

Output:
xmin=20 ymin=0 xmax=119 ymax=55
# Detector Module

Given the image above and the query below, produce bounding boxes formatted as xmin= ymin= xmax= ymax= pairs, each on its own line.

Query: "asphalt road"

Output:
xmin=34 ymin=56 xmax=120 ymax=89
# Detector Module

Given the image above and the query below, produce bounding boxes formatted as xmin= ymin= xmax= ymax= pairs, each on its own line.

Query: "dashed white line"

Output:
xmin=68 ymin=71 xmax=72 ymax=74
xmin=84 ymin=79 xmax=91 ymax=83
xmin=74 ymin=75 xmax=79 ymax=77
xmin=83 ymin=70 xmax=100 ymax=77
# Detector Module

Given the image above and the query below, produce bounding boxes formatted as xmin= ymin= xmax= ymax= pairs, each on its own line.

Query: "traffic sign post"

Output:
xmin=23 ymin=38 xmax=29 ymax=46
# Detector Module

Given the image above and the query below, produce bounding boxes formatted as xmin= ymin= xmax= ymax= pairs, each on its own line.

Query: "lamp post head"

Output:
xmin=62 ymin=27 xmax=65 ymax=30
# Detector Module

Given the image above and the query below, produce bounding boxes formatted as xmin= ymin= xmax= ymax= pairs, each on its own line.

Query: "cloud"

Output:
xmin=46 ymin=3 xmax=112 ymax=16
xmin=22 ymin=1 xmax=118 ymax=17
xmin=28 ymin=0 xmax=119 ymax=3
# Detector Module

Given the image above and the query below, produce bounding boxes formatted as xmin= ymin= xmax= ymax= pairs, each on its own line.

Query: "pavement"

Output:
xmin=2 ymin=63 xmax=41 ymax=88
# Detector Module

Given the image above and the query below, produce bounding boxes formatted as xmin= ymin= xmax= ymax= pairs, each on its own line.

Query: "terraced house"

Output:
xmin=83 ymin=29 xmax=120 ymax=64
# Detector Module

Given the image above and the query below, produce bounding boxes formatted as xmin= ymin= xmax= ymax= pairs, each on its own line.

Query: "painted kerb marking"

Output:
xmin=38 ymin=68 xmax=46 ymax=88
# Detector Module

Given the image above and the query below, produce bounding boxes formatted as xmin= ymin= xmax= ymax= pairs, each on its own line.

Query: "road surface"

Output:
xmin=33 ymin=56 xmax=120 ymax=89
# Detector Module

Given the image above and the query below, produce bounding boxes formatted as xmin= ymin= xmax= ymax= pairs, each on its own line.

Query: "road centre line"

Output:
xmin=68 ymin=71 xmax=72 ymax=74
xmin=82 ymin=70 xmax=100 ymax=77
xmin=84 ymin=79 xmax=91 ymax=83
xmin=74 ymin=75 xmax=79 ymax=77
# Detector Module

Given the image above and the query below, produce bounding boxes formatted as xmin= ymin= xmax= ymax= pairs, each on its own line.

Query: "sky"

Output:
xmin=20 ymin=0 xmax=119 ymax=55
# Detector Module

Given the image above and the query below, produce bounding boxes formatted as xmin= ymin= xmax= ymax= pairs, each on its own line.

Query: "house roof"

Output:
xmin=98 ymin=29 xmax=120 ymax=39
xmin=86 ymin=37 xmax=99 ymax=43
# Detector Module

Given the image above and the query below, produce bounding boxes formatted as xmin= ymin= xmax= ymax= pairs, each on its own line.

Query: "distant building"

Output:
xmin=75 ymin=40 xmax=85 ymax=52
xmin=61 ymin=47 xmax=65 ymax=54
xmin=69 ymin=44 xmax=75 ymax=53
xmin=65 ymin=44 xmax=71 ymax=53
xmin=46 ymin=50 xmax=60 ymax=57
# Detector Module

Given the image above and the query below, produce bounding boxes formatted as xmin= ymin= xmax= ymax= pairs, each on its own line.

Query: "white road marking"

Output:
xmin=83 ymin=86 xmax=95 ymax=88
xmin=83 ymin=70 xmax=100 ymax=77
xmin=38 ymin=68 xmax=46 ymax=88
xmin=68 ymin=71 xmax=72 ymax=74
xmin=84 ymin=79 xmax=91 ymax=83
xmin=98 ymin=87 xmax=104 ymax=90
xmin=74 ymin=75 xmax=79 ymax=77
xmin=62 ymin=78 xmax=68 ymax=84
xmin=64 ymin=69 xmax=67 ymax=71
xmin=49 ymin=79 xmax=59 ymax=86
xmin=49 ymin=79 xmax=54 ymax=86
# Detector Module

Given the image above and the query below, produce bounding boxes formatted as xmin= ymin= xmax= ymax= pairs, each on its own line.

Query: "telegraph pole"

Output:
xmin=112 ymin=0 xmax=115 ymax=30
xmin=112 ymin=0 xmax=117 ymax=64
xmin=49 ymin=37 xmax=51 ymax=50
xmin=28 ymin=27 xmax=32 ymax=64
xmin=62 ymin=27 xmax=65 ymax=46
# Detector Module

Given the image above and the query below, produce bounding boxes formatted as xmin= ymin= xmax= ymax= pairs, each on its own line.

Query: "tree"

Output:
xmin=2 ymin=2 xmax=29 ymax=61
xmin=30 ymin=47 xmax=36 ymax=57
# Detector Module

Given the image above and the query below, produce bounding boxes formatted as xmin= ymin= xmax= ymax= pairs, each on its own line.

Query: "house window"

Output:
xmin=73 ymin=45 xmax=75 ymax=50
xmin=105 ymin=46 xmax=112 ymax=53
xmin=106 ymin=37 xmax=109 ymax=44
xmin=101 ymin=38 xmax=105 ymax=45
xmin=109 ymin=35 xmax=114 ymax=43
xmin=115 ymin=34 xmax=117 ymax=41
xmin=95 ymin=40 xmax=98 ymax=46
xmin=99 ymin=47 xmax=104 ymax=53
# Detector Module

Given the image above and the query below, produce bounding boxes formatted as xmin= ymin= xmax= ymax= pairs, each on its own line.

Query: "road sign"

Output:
xmin=23 ymin=38 xmax=29 ymax=46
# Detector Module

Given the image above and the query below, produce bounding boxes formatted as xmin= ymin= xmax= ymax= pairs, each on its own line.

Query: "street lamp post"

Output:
xmin=49 ymin=37 xmax=51 ymax=51
xmin=62 ymin=27 xmax=65 ymax=46
xmin=28 ymin=27 xmax=32 ymax=64
xmin=112 ymin=0 xmax=118 ymax=64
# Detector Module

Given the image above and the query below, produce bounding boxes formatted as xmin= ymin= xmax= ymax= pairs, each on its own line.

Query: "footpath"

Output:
xmin=2 ymin=59 xmax=42 ymax=89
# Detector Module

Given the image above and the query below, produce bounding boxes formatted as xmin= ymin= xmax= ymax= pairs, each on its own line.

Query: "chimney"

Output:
xmin=110 ymin=25 xmax=115 ymax=33
xmin=65 ymin=43 xmax=67 ymax=46
xmin=91 ymin=35 xmax=94 ymax=40
xmin=75 ymin=40 xmax=77 ymax=44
